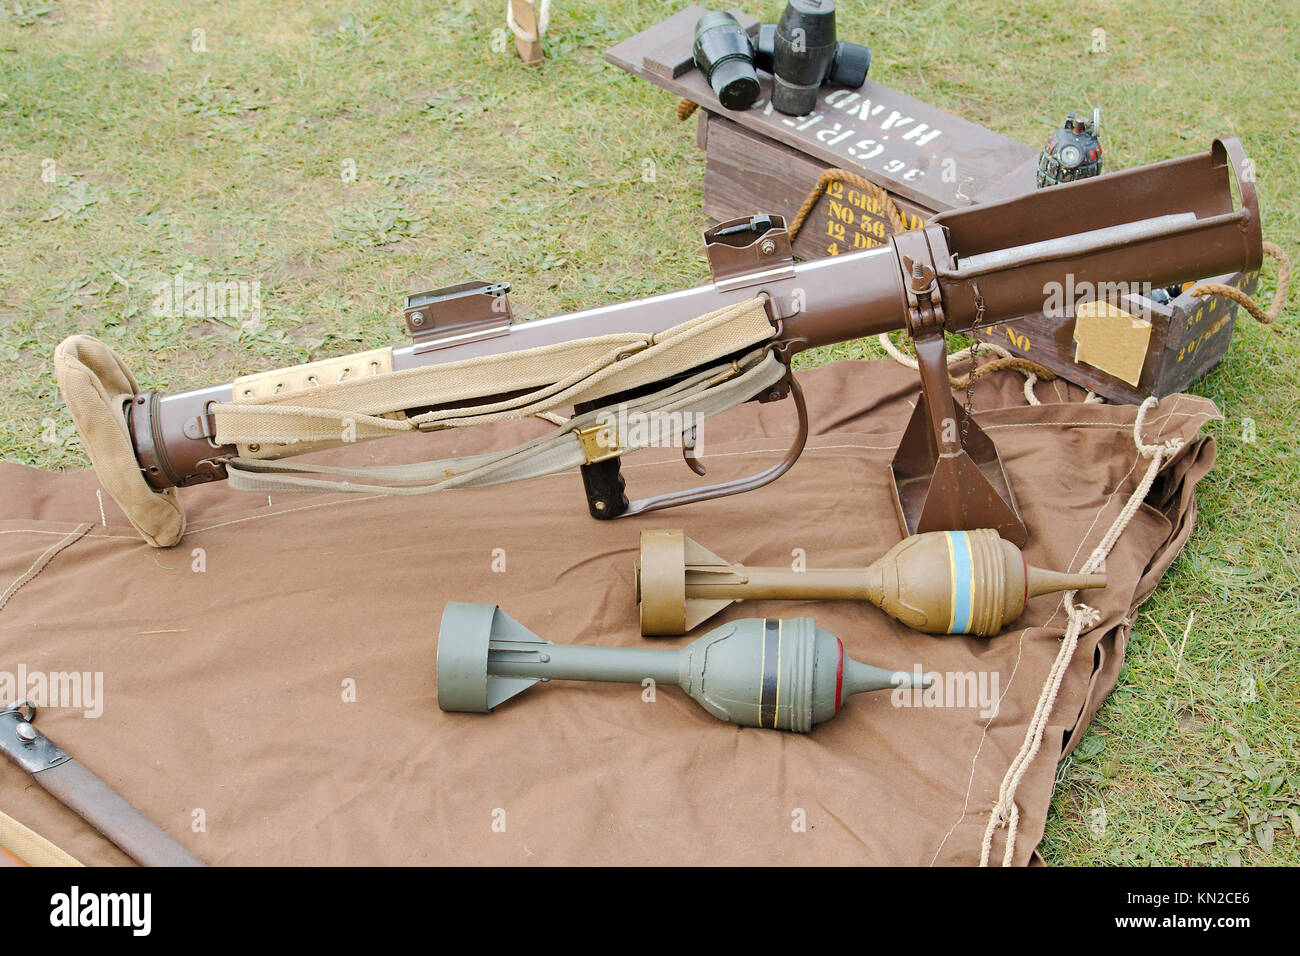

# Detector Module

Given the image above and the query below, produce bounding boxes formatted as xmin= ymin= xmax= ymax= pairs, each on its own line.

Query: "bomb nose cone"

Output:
xmin=842 ymin=658 xmax=932 ymax=696
xmin=893 ymin=668 xmax=933 ymax=690
xmin=1026 ymin=566 xmax=1107 ymax=598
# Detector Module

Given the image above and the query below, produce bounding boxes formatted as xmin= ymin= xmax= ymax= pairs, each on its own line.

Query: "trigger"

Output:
xmin=683 ymin=426 xmax=706 ymax=476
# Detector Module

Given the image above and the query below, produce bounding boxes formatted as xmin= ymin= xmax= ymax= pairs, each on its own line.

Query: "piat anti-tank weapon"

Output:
xmin=435 ymin=603 xmax=930 ymax=732
xmin=55 ymin=138 xmax=1262 ymax=549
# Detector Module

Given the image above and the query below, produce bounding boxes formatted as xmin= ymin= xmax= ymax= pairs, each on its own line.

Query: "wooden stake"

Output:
xmin=510 ymin=0 xmax=544 ymax=65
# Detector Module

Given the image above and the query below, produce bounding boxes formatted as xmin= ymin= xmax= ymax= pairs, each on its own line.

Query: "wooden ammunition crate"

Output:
xmin=700 ymin=114 xmax=933 ymax=259
xmin=607 ymin=7 xmax=1257 ymax=404
xmin=606 ymin=4 xmax=1040 ymax=223
xmin=974 ymin=272 xmax=1260 ymax=404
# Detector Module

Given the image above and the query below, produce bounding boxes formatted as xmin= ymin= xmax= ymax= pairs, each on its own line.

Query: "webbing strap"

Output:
xmin=223 ymin=349 xmax=785 ymax=495
xmin=213 ymin=297 xmax=775 ymax=454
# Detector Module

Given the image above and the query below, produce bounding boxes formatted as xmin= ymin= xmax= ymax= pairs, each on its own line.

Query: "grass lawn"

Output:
xmin=1 ymin=0 xmax=1295 ymax=864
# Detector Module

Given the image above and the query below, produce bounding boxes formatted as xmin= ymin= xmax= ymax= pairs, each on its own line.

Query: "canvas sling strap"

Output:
xmin=221 ymin=346 xmax=786 ymax=495
xmin=213 ymin=297 xmax=775 ymax=453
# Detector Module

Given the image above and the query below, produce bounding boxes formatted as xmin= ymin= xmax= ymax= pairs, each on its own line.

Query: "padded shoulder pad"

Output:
xmin=53 ymin=335 xmax=186 ymax=548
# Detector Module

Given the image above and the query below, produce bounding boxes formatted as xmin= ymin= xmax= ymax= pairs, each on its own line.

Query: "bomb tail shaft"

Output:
xmin=486 ymin=641 xmax=681 ymax=687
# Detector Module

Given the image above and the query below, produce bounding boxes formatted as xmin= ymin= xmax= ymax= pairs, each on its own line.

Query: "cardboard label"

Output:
xmin=1073 ymin=300 xmax=1152 ymax=386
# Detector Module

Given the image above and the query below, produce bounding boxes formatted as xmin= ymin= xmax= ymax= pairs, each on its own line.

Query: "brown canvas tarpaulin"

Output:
xmin=0 ymin=359 xmax=1218 ymax=865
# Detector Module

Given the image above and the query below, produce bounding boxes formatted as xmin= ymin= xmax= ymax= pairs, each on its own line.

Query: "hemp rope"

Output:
xmin=789 ymin=168 xmax=911 ymax=240
xmin=978 ymin=396 xmax=1183 ymax=866
xmin=677 ymin=98 xmax=700 ymax=121
xmin=877 ymin=332 xmax=1062 ymax=405
xmin=1188 ymin=240 xmax=1290 ymax=324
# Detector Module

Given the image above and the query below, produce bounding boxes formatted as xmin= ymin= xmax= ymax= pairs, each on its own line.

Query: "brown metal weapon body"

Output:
xmin=121 ymin=138 xmax=1261 ymax=539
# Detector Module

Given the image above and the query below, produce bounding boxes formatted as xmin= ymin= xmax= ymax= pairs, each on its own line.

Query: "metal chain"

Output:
xmin=960 ymin=280 xmax=986 ymax=449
